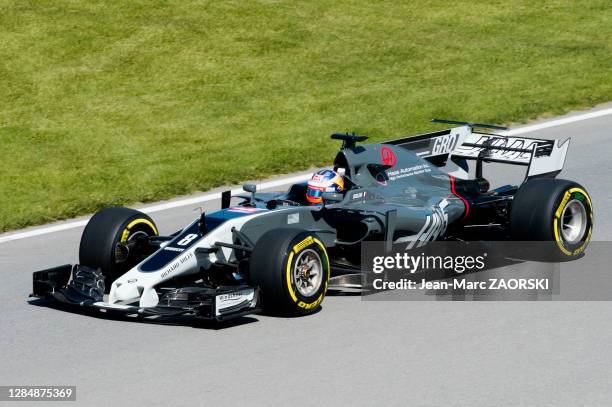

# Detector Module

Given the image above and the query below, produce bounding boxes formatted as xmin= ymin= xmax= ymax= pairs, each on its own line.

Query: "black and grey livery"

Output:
xmin=31 ymin=121 xmax=594 ymax=319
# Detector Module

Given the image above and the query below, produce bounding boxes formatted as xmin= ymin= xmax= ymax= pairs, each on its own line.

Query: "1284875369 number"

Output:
xmin=0 ymin=386 xmax=76 ymax=401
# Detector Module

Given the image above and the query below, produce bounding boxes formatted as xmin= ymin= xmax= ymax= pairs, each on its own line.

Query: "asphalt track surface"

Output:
xmin=1 ymin=105 xmax=612 ymax=406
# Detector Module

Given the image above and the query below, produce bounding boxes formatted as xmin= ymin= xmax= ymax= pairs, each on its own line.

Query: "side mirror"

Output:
xmin=322 ymin=192 xmax=344 ymax=203
xmin=243 ymin=183 xmax=257 ymax=193
xmin=243 ymin=183 xmax=257 ymax=205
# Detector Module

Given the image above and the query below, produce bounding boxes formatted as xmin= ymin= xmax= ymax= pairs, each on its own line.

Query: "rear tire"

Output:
xmin=249 ymin=229 xmax=330 ymax=316
xmin=79 ymin=207 xmax=158 ymax=289
xmin=511 ymin=179 xmax=593 ymax=259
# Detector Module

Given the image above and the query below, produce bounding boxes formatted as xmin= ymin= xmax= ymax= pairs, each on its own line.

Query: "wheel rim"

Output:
xmin=560 ymin=199 xmax=587 ymax=243
xmin=293 ymin=249 xmax=323 ymax=297
xmin=114 ymin=231 xmax=149 ymax=263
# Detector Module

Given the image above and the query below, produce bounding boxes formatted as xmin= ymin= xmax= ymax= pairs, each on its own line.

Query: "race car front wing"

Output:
xmin=31 ymin=264 xmax=260 ymax=321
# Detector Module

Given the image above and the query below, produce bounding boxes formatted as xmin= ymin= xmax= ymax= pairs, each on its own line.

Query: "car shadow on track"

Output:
xmin=27 ymin=298 xmax=259 ymax=330
xmin=27 ymin=298 xmax=329 ymax=328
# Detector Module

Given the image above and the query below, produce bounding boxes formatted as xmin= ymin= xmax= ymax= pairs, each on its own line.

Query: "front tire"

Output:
xmin=79 ymin=207 xmax=158 ymax=289
xmin=511 ymin=179 xmax=593 ymax=259
xmin=249 ymin=229 xmax=330 ymax=316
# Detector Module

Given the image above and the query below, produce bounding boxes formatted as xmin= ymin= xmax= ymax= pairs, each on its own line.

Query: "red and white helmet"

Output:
xmin=306 ymin=169 xmax=345 ymax=204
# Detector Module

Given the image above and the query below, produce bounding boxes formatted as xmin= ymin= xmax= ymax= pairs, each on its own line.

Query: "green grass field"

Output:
xmin=1 ymin=0 xmax=611 ymax=231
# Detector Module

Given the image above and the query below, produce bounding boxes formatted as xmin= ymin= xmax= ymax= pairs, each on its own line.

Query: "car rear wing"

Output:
xmin=385 ymin=122 xmax=570 ymax=179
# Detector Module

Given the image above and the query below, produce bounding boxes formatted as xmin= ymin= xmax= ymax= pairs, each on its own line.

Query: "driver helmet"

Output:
xmin=306 ymin=169 xmax=345 ymax=204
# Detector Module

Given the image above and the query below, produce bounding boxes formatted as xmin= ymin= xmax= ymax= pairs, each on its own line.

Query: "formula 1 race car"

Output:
xmin=31 ymin=120 xmax=593 ymax=320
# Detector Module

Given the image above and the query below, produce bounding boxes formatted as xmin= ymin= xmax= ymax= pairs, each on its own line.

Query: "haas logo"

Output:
xmin=381 ymin=147 xmax=397 ymax=168
xmin=396 ymin=199 xmax=449 ymax=249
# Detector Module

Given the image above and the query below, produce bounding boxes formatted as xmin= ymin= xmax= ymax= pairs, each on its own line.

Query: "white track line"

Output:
xmin=507 ymin=107 xmax=612 ymax=135
xmin=0 ymin=174 xmax=311 ymax=244
xmin=140 ymin=173 xmax=311 ymax=213
xmin=2 ymin=106 xmax=612 ymax=244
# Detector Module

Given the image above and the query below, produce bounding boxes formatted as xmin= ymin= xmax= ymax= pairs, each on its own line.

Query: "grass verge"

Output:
xmin=1 ymin=0 xmax=611 ymax=231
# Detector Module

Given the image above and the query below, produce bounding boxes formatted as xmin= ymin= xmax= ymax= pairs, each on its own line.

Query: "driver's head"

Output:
xmin=306 ymin=169 xmax=345 ymax=204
